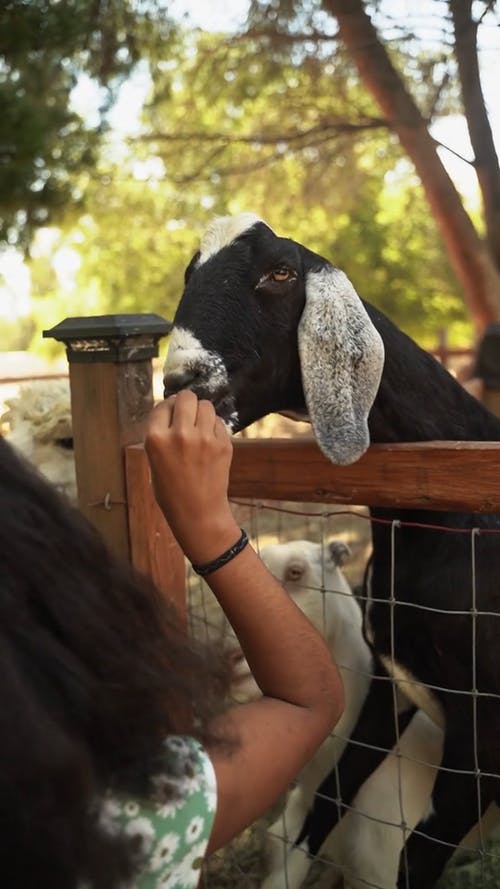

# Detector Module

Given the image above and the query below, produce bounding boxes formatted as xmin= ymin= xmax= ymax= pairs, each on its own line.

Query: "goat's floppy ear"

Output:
xmin=298 ymin=265 xmax=384 ymax=465
xmin=328 ymin=540 xmax=351 ymax=567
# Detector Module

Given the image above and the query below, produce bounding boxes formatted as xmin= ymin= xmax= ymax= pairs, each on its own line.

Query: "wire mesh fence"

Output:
xmin=192 ymin=499 xmax=500 ymax=889
xmin=4 ymin=352 xmax=500 ymax=889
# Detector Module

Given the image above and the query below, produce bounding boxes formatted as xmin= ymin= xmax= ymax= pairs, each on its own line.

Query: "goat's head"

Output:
xmin=164 ymin=213 xmax=384 ymax=464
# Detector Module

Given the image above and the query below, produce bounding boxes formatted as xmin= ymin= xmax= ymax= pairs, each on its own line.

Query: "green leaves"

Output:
xmin=0 ymin=0 xmax=174 ymax=250
xmin=16 ymin=4 xmax=487 ymax=350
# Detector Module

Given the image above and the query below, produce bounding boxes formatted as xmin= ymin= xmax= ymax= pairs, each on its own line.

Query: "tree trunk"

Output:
xmin=450 ymin=0 xmax=500 ymax=270
xmin=323 ymin=0 xmax=500 ymax=335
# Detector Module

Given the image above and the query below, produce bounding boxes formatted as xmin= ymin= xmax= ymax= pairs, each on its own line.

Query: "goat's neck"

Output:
xmin=366 ymin=308 xmax=500 ymax=444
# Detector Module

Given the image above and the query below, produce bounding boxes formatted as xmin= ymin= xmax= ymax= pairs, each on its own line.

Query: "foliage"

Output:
xmin=26 ymin=23 xmax=469 ymax=354
xmin=0 ymin=0 xmax=175 ymax=250
xmin=244 ymin=0 xmax=500 ymax=332
xmin=0 ymin=314 xmax=35 ymax=351
xmin=13 ymin=3 xmax=496 ymax=352
xmin=436 ymin=830 xmax=500 ymax=889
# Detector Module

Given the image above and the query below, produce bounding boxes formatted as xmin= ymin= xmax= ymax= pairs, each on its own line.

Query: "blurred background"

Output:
xmin=1 ymin=0 xmax=500 ymax=404
xmin=2 ymin=4 xmax=500 ymax=887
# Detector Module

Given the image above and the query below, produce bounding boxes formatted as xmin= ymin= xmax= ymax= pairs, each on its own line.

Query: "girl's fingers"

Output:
xmin=169 ymin=389 xmax=198 ymax=431
xmin=214 ymin=415 xmax=231 ymax=440
xmin=146 ymin=399 xmax=175 ymax=437
xmin=163 ymin=395 xmax=176 ymax=427
xmin=148 ymin=391 xmax=229 ymax=446
xmin=195 ymin=398 xmax=217 ymax=432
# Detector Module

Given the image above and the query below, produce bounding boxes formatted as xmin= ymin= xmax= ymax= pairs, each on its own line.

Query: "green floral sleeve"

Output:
xmin=101 ymin=736 xmax=217 ymax=889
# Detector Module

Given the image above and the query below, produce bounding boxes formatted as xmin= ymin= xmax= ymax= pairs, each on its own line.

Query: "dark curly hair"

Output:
xmin=0 ymin=436 xmax=232 ymax=889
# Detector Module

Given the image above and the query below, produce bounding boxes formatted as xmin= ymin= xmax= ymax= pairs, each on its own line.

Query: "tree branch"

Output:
xmin=229 ymin=26 xmax=340 ymax=46
xmin=476 ymin=0 xmax=496 ymax=27
xmin=321 ymin=0 xmax=500 ymax=330
xmin=431 ymin=136 xmax=474 ymax=166
xmin=134 ymin=117 xmax=389 ymax=149
xmin=426 ymin=69 xmax=451 ymax=122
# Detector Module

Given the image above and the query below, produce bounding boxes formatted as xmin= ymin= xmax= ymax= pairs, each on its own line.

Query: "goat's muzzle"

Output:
xmin=163 ymin=373 xmax=237 ymax=427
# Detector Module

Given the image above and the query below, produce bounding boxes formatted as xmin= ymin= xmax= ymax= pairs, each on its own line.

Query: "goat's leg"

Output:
xmin=301 ymin=666 xmax=416 ymax=856
xmin=396 ymin=759 xmax=493 ymax=889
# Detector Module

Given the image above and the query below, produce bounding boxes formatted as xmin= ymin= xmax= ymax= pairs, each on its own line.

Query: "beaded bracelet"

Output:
xmin=191 ymin=528 xmax=249 ymax=577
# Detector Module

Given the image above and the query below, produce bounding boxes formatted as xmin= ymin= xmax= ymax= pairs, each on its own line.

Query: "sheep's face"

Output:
xmin=2 ymin=381 xmax=78 ymax=503
xmin=164 ymin=213 xmax=384 ymax=464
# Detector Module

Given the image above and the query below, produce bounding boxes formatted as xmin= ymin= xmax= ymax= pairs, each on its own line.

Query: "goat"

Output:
xmin=306 ymin=709 xmax=443 ymax=889
xmin=1 ymin=379 xmax=77 ymax=502
xmin=252 ymin=539 xmax=372 ymax=889
xmin=226 ymin=538 xmax=369 ymax=708
xmin=163 ymin=214 xmax=500 ymax=888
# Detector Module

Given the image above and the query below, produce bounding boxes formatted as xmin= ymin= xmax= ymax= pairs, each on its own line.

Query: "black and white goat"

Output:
xmin=163 ymin=213 xmax=500 ymax=888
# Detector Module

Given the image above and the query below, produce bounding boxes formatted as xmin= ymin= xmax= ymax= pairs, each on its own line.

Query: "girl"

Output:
xmin=0 ymin=389 xmax=343 ymax=888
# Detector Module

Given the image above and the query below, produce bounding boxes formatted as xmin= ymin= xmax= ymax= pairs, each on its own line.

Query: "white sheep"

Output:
xmin=1 ymin=379 xmax=77 ymax=502
xmin=210 ymin=535 xmax=472 ymax=889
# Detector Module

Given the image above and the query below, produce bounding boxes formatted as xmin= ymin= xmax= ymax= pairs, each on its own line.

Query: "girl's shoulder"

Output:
xmin=102 ymin=736 xmax=217 ymax=889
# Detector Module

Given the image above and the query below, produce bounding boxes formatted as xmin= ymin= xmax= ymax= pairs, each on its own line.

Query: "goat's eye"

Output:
xmin=256 ymin=267 xmax=297 ymax=291
xmin=271 ymin=268 xmax=291 ymax=282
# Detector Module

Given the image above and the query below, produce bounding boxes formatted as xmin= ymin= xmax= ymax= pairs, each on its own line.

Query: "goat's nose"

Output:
xmin=163 ymin=370 xmax=200 ymax=399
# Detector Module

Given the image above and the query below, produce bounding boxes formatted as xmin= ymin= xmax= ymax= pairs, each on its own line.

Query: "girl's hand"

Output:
xmin=145 ymin=391 xmax=240 ymax=564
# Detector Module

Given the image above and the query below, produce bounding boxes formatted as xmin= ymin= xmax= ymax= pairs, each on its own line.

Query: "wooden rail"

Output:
xmin=0 ymin=372 xmax=68 ymax=384
xmin=124 ymin=437 xmax=500 ymax=514
xmin=229 ymin=438 xmax=500 ymax=513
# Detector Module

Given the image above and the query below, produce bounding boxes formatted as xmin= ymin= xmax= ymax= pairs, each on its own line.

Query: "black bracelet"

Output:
xmin=191 ymin=529 xmax=249 ymax=577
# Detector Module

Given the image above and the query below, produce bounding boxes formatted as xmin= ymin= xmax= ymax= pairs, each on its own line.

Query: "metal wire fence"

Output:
xmin=195 ymin=499 xmax=500 ymax=889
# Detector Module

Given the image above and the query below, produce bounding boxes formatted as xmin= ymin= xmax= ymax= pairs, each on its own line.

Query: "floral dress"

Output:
xmin=101 ymin=736 xmax=217 ymax=889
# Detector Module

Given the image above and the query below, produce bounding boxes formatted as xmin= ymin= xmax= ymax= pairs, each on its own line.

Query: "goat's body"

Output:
xmin=263 ymin=704 xmax=444 ymax=889
xmin=305 ymin=313 xmax=500 ymax=887
xmin=164 ymin=215 xmax=500 ymax=888
xmin=325 ymin=709 xmax=443 ymax=889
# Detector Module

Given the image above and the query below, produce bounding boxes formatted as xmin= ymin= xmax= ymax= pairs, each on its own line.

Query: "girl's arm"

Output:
xmin=145 ymin=391 xmax=344 ymax=853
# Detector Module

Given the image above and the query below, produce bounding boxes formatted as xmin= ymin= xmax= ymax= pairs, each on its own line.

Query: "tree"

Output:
xmin=29 ymin=29 xmax=463 ymax=353
xmin=0 ymin=0 xmax=174 ymax=251
xmin=244 ymin=0 xmax=500 ymax=337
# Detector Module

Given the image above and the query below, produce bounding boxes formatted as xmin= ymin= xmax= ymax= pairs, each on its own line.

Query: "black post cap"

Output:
xmin=43 ymin=314 xmax=173 ymax=363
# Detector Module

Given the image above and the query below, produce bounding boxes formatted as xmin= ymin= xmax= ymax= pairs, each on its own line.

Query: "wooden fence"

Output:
xmin=33 ymin=313 xmax=500 ymax=625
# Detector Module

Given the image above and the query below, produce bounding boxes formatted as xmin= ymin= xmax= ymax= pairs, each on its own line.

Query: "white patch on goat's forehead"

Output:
xmin=198 ymin=212 xmax=269 ymax=264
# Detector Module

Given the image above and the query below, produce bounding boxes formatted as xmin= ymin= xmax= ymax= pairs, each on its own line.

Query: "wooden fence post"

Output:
xmin=476 ymin=323 xmax=500 ymax=418
xmin=43 ymin=314 xmax=187 ymax=616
